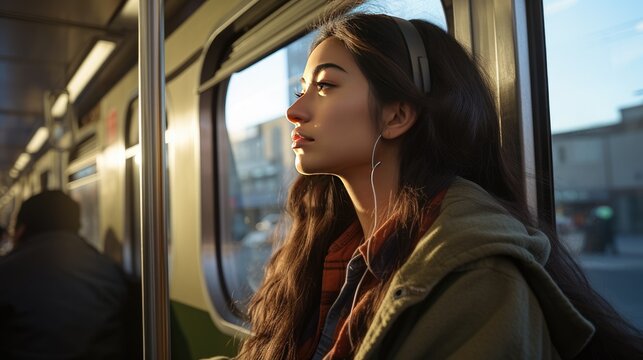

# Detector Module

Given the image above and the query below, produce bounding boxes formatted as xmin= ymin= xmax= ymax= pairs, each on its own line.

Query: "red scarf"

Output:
xmin=298 ymin=189 xmax=447 ymax=359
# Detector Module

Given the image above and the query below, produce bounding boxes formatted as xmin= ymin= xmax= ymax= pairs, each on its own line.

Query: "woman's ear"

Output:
xmin=380 ymin=102 xmax=417 ymax=139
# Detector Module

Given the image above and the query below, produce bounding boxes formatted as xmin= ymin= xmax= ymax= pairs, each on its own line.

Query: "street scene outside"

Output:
xmin=546 ymin=0 xmax=643 ymax=329
xmin=217 ymin=0 xmax=643 ymax=330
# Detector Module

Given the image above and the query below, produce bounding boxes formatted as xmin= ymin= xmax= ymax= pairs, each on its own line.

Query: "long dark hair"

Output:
xmin=238 ymin=13 xmax=643 ymax=359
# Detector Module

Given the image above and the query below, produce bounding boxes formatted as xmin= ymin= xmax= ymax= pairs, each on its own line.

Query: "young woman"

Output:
xmin=218 ymin=13 xmax=643 ymax=360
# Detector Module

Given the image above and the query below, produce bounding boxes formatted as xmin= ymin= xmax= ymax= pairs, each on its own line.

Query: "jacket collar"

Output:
xmin=357 ymin=177 xmax=594 ymax=359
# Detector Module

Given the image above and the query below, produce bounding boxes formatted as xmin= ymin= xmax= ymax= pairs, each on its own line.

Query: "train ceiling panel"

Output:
xmin=0 ymin=58 xmax=64 ymax=110
xmin=0 ymin=0 xmax=201 ymax=187
xmin=0 ymin=0 xmax=122 ymax=25
xmin=0 ymin=0 xmax=122 ymax=185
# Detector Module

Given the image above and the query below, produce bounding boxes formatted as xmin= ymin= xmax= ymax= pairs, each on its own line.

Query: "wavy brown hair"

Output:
xmin=237 ymin=13 xmax=643 ymax=359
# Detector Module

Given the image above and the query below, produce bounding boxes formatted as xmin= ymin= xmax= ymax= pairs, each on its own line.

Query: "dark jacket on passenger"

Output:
xmin=0 ymin=231 xmax=129 ymax=360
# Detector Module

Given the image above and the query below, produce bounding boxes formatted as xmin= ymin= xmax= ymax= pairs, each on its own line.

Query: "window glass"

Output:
xmin=123 ymin=98 xmax=171 ymax=276
xmin=124 ymin=155 xmax=141 ymax=276
xmin=544 ymin=0 xmax=643 ymax=328
xmin=353 ymin=0 xmax=446 ymax=27
xmin=220 ymin=0 xmax=446 ymax=315
xmin=125 ymin=99 xmax=142 ymax=276
xmin=69 ymin=180 xmax=100 ymax=250
xmin=67 ymin=136 xmax=100 ymax=250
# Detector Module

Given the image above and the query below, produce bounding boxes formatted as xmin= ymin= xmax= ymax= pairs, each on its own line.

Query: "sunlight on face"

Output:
xmin=286 ymin=38 xmax=379 ymax=178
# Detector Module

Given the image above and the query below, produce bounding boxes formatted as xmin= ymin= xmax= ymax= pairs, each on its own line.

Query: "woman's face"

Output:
xmin=286 ymin=37 xmax=378 ymax=177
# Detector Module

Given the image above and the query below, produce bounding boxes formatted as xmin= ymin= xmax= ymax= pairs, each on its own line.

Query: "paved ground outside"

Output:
xmin=578 ymin=234 xmax=643 ymax=330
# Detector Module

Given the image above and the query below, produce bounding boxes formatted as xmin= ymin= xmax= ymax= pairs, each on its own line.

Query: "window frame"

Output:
xmin=124 ymin=94 xmax=142 ymax=277
xmin=524 ymin=0 xmax=555 ymax=229
xmin=449 ymin=0 xmax=555 ymax=227
xmin=123 ymin=93 xmax=172 ymax=277
xmin=66 ymin=128 xmax=100 ymax=249
xmin=199 ymin=0 xmax=551 ymax=335
xmin=198 ymin=0 xmax=355 ymax=335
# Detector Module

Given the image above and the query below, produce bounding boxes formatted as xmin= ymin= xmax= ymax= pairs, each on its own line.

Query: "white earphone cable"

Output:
xmin=366 ymin=133 xmax=382 ymax=272
xmin=347 ymin=133 xmax=382 ymax=348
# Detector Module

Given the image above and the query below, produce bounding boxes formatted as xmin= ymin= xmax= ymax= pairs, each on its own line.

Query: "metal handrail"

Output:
xmin=138 ymin=0 xmax=170 ymax=358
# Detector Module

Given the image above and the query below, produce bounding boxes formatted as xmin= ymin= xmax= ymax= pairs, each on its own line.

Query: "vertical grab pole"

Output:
xmin=138 ymin=0 xmax=170 ymax=359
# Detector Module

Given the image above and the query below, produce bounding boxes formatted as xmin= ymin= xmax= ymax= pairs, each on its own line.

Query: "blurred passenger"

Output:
xmin=209 ymin=13 xmax=643 ymax=360
xmin=0 ymin=191 xmax=129 ymax=359
xmin=585 ymin=205 xmax=617 ymax=254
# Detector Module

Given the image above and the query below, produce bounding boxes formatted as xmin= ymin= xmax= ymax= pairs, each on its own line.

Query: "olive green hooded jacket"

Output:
xmin=207 ymin=177 xmax=595 ymax=359
xmin=353 ymin=177 xmax=595 ymax=359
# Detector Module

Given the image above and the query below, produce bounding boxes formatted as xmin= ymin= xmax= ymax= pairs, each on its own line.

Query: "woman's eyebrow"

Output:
xmin=300 ymin=62 xmax=347 ymax=84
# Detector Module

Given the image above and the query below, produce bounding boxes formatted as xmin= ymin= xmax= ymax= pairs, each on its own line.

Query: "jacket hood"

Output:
xmin=364 ymin=177 xmax=595 ymax=358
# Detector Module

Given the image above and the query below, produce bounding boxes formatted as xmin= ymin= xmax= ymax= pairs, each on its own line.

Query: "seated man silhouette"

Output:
xmin=0 ymin=191 xmax=129 ymax=359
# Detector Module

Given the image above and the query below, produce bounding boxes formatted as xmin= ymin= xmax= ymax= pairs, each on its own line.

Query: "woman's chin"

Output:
xmin=295 ymin=163 xmax=318 ymax=176
xmin=295 ymin=160 xmax=310 ymax=175
xmin=295 ymin=160 xmax=329 ymax=176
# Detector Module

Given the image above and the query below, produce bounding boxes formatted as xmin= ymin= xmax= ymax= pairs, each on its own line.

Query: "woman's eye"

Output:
xmin=315 ymin=82 xmax=333 ymax=92
xmin=294 ymin=82 xmax=333 ymax=98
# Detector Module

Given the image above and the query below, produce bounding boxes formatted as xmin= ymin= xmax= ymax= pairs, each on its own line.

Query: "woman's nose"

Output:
xmin=286 ymin=96 xmax=310 ymax=125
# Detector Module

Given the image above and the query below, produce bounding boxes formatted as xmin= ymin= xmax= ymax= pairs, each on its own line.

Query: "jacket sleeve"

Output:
xmin=384 ymin=258 xmax=559 ymax=359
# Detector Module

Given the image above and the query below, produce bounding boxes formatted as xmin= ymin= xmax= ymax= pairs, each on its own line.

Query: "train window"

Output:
xmin=124 ymin=97 xmax=172 ymax=276
xmin=126 ymin=98 xmax=140 ymax=149
xmin=220 ymin=42 xmax=300 ymax=315
xmin=69 ymin=179 xmax=100 ymax=248
xmin=123 ymin=97 xmax=172 ymax=276
xmin=353 ymin=0 xmax=447 ymax=26
xmin=218 ymin=0 xmax=446 ymax=318
xmin=544 ymin=0 xmax=643 ymax=328
xmin=124 ymin=98 xmax=142 ymax=276
xmin=67 ymin=135 xmax=100 ymax=250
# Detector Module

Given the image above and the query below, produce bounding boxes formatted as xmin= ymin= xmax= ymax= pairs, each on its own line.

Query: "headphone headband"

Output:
xmin=392 ymin=17 xmax=431 ymax=93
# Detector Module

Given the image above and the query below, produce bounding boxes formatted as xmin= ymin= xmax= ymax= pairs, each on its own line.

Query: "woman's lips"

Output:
xmin=291 ymin=130 xmax=314 ymax=149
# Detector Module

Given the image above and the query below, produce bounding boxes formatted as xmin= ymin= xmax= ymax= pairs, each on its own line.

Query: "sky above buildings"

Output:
xmin=225 ymin=0 xmax=447 ymax=134
xmin=225 ymin=0 xmax=643 ymax=136
xmin=544 ymin=0 xmax=643 ymax=133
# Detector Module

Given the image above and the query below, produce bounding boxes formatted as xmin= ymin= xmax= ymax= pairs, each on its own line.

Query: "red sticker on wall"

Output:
xmin=106 ymin=108 xmax=118 ymax=144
